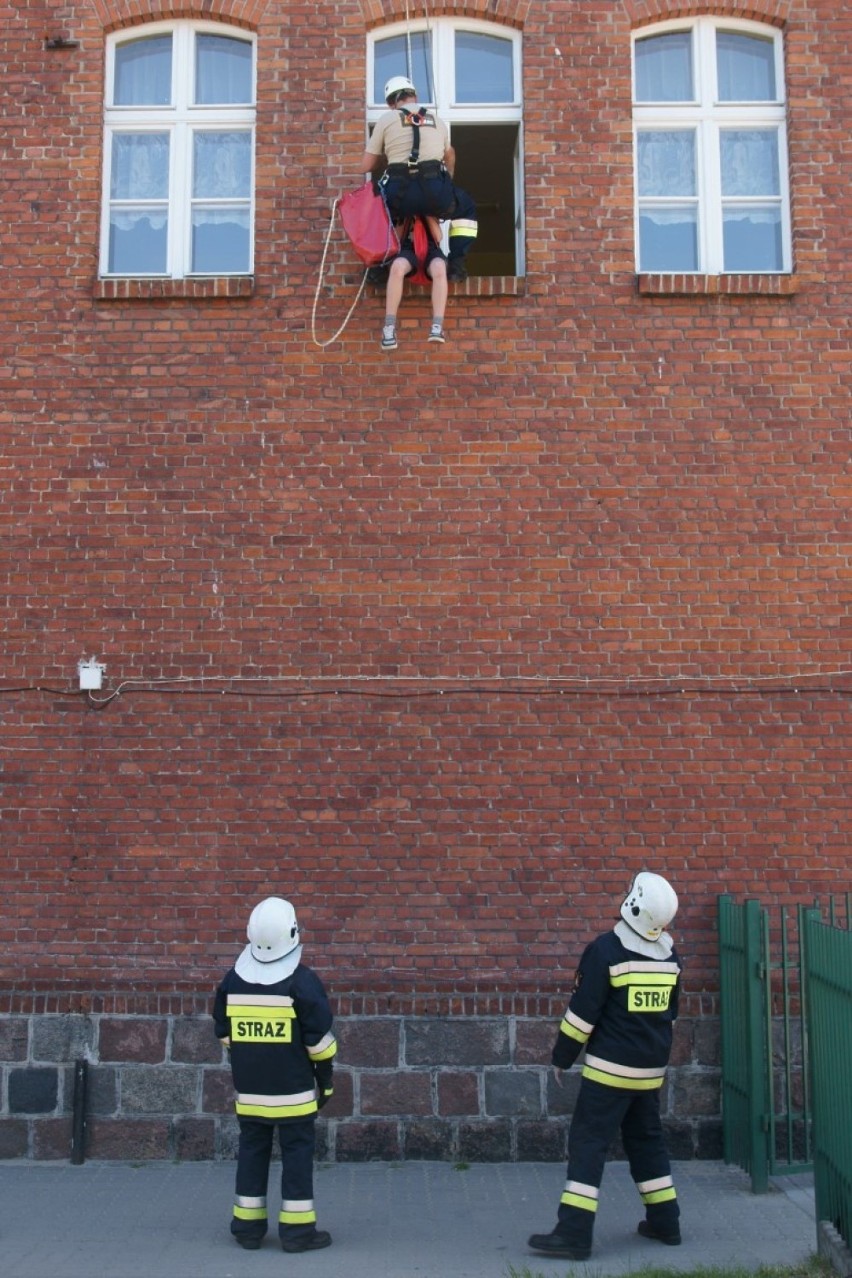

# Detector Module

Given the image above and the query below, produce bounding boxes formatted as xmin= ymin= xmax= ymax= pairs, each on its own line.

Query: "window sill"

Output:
xmin=637 ymin=273 xmax=799 ymax=297
xmin=93 ymin=277 xmax=255 ymax=301
xmin=367 ymin=275 xmax=525 ymax=297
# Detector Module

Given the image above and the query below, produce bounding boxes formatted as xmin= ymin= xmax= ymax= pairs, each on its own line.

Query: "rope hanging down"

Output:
xmin=311 ymin=186 xmax=400 ymax=348
xmin=311 ymin=198 xmax=369 ymax=348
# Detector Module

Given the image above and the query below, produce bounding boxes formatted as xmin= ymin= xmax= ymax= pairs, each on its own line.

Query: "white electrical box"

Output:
xmin=78 ymin=659 xmax=106 ymax=691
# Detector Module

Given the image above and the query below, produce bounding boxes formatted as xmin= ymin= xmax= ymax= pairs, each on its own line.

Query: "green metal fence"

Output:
xmin=802 ymin=906 xmax=852 ymax=1256
xmin=718 ymin=892 xmax=851 ymax=1199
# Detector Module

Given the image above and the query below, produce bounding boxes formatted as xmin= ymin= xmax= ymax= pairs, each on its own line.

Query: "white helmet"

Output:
xmin=384 ymin=75 xmax=416 ymax=104
xmin=247 ymin=897 xmax=300 ymax=964
xmin=620 ymin=872 xmax=678 ymax=942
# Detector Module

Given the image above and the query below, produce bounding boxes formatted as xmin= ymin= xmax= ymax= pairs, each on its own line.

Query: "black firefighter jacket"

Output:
xmin=552 ymin=928 xmax=681 ymax=1090
xmin=213 ymin=963 xmax=337 ymax=1121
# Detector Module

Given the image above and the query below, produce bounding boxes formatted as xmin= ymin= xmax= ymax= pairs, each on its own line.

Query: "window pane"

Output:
xmin=634 ymin=32 xmax=693 ymax=101
xmin=114 ymin=35 xmax=172 ymax=106
xmin=721 ymin=130 xmax=779 ymax=196
xmin=195 ymin=34 xmax=253 ymax=105
xmin=373 ymin=33 xmax=433 ymax=103
xmin=639 ymin=206 xmax=698 ymax=270
xmin=455 ymin=32 xmax=514 ymax=103
xmin=717 ymin=31 xmax=776 ymax=101
xmin=723 ymin=206 xmax=782 ymax=270
xmin=108 ymin=209 xmax=168 ymax=273
xmin=637 ymin=130 xmax=696 ymax=196
xmin=191 ymin=207 xmax=250 ymax=272
xmin=193 ymin=132 xmax=251 ymax=198
xmin=110 ymin=134 xmax=170 ymax=200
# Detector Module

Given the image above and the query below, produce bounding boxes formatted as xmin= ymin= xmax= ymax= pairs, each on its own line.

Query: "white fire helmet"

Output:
xmin=247 ymin=896 xmax=300 ymax=963
xmin=384 ymin=75 xmax=416 ymax=104
xmin=620 ymin=872 xmax=678 ymax=942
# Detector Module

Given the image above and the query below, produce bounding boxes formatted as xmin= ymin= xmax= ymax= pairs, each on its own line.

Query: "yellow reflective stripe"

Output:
xmin=560 ymin=1192 xmax=598 ymax=1213
xmin=584 ymin=1053 xmax=666 ymax=1080
xmin=306 ymin=1031 xmax=337 ymax=1060
xmin=636 ymin=1176 xmax=672 ymax=1194
xmin=642 ymin=1187 xmax=677 ymax=1204
xmin=279 ymin=1209 xmax=317 ymax=1224
xmin=237 ymin=1099 xmax=318 ymax=1118
xmin=560 ymin=1019 xmax=589 ymax=1044
xmin=582 ymin=1064 xmax=663 ymax=1090
xmin=610 ymin=971 xmax=678 ymax=988
xmin=613 ymin=961 xmax=679 ymax=971
xmin=233 ymin=1206 xmax=267 ymax=1220
xmin=226 ymin=993 xmax=294 ymax=1007
xmin=449 ymin=226 xmax=477 ymax=238
xmin=226 ymin=1004 xmax=296 ymax=1020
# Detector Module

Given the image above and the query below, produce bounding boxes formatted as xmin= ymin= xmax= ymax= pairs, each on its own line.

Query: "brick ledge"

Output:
xmin=93 ymin=277 xmax=255 ymax=300
xmin=638 ymin=272 xmax=800 ymax=297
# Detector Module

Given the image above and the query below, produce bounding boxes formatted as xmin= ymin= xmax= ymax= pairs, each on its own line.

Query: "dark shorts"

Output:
xmin=396 ymin=240 xmax=446 ymax=272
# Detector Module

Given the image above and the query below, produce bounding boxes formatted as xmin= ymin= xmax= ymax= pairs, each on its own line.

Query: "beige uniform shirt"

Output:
xmin=366 ymin=108 xmax=449 ymax=166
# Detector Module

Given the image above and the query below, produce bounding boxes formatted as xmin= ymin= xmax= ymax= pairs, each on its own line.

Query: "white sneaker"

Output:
xmin=381 ymin=324 xmax=397 ymax=351
xmin=428 ymin=322 xmax=445 ymax=344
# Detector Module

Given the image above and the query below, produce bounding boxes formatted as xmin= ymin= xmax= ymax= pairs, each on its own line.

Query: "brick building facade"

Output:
xmin=1 ymin=0 xmax=848 ymax=1161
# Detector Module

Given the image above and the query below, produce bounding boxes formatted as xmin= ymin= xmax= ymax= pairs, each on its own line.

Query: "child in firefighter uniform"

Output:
xmin=213 ymin=896 xmax=336 ymax=1253
xmin=529 ymin=872 xmax=682 ymax=1261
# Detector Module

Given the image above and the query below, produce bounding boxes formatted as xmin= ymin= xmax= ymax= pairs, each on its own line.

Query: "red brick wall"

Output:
xmin=1 ymin=0 xmax=849 ymax=1084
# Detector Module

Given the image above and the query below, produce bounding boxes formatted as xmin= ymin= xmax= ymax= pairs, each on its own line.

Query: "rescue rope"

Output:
xmin=310 ymin=197 xmax=369 ymax=348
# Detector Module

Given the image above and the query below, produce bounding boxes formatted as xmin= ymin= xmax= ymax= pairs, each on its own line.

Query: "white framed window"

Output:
xmin=367 ymin=19 xmax=524 ymax=276
xmin=632 ymin=18 xmax=791 ymax=274
xmin=101 ymin=21 xmax=256 ymax=278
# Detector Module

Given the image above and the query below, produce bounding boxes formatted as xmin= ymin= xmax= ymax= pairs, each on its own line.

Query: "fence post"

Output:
xmin=744 ymin=898 xmax=770 ymax=1193
xmin=718 ymin=894 xmax=771 ymax=1191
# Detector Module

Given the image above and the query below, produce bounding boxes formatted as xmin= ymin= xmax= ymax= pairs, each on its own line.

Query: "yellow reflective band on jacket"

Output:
xmin=449 ymin=220 xmax=477 ymax=239
xmin=306 ymin=1031 xmax=337 ymax=1062
xmin=560 ymin=1007 xmax=594 ymax=1043
xmin=582 ymin=1052 xmax=666 ymax=1089
xmin=235 ymin=1089 xmax=318 ymax=1120
xmin=608 ymin=963 xmax=679 ymax=988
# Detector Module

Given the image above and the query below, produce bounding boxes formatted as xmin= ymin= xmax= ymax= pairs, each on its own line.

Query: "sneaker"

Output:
xmin=638 ymin=1220 xmax=682 ymax=1246
xmin=447 ymin=260 xmax=468 ymax=283
xmin=281 ymin=1229 xmax=332 ymax=1253
xmin=428 ymin=322 xmax=445 ymax=344
xmin=380 ymin=324 xmax=397 ymax=351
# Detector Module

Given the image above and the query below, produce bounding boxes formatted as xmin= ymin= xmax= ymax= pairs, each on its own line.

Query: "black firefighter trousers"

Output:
xmin=231 ymin=1116 xmax=318 ymax=1247
xmin=554 ymin=1078 xmax=680 ymax=1249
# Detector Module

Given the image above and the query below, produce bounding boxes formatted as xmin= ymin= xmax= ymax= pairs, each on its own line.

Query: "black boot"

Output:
xmin=281 ymin=1229 xmax=332 ymax=1253
xmin=638 ymin=1220 xmax=682 ymax=1245
xmin=528 ymin=1230 xmax=591 ymax=1260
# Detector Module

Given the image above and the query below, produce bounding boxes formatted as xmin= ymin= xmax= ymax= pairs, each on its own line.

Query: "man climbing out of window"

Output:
xmin=379 ymin=215 xmax=448 ymax=351
xmin=361 ymin=76 xmax=477 ymax=283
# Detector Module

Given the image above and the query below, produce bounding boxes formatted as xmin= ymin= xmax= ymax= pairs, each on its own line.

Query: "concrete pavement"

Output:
xmin=0 ymin=1159 xmax=818 ymax=1278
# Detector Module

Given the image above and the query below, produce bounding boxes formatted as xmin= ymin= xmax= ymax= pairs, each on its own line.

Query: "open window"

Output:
xmin=632 ymin=18 xmax=791 ymax=274
xmin=100 ymin=21 xmax=256 ymax=279
xmin=367 ymin=19 xmax=524 ymax=276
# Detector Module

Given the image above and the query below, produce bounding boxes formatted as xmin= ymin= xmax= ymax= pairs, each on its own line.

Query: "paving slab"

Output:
xmin=0 ymin=1159 xmax=817 ymax=1278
